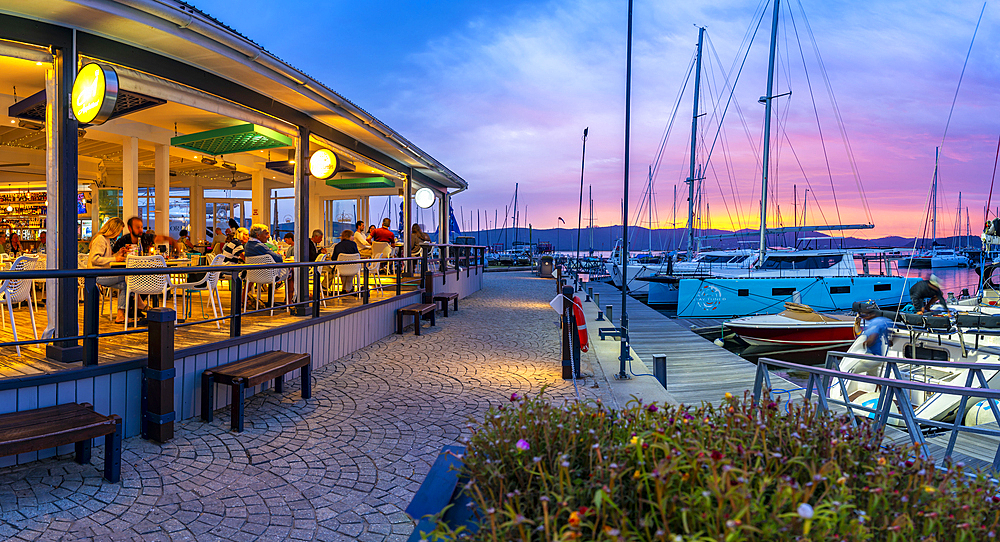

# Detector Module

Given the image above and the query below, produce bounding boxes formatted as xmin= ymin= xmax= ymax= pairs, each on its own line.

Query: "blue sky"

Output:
xmin=193 ymin=0 xmax=1000 ymax=238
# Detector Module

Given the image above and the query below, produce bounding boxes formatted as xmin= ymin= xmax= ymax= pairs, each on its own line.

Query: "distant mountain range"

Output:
xmin=460 ymin=226 xmax=984 ymax=252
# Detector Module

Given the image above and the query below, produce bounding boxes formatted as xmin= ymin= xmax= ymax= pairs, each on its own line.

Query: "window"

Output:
xmin=830 ymin=286 xmax=851 ymax=294
xmin=772 ymin=288 xmax=796 ymax=296
xmin=738 ymin=289 xmax=749 ymax=296
xmin=874 ymin=284 xmax=892 ymax=292
xmin=760 ymin=254 xmax=844 ymax=270
xmin=904 ymin=344 xmax=948 ymax=362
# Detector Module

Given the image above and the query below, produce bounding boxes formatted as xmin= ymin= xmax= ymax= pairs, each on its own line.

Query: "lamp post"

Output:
xmin=618 ymin=0 xmax=633 ymax=380
xmin=576 ymin=127 xmax=589 ymax=268
xmin=557 ymin=217 xmax=565 ymax=253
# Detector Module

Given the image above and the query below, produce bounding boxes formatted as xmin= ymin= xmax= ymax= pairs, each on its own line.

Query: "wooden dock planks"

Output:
xmin=588 ymin=281 xmax=792 ymax=405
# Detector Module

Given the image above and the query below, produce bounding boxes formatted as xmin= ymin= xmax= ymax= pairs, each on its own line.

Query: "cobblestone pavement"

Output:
xmin=0 ymin=272 xmax=610 ymax=541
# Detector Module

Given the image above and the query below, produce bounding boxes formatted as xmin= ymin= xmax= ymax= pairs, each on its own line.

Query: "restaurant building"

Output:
xmin=0 ymin=0 xmax=480 ymax=456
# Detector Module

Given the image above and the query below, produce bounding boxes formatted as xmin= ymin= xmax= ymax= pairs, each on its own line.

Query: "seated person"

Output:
xmin=410 ymin=223 xmax=431 ymax=256
xmin=353 ymin=220 xmax=372 ymax=257
xmin=177 ymin=229 xmax=195 ymax=252
xmin=222 ymin=228 xmax=248 ymax=264
xmin=309 ymin=229 xmax=328 ymax=262
xmin=331 ymin=230 xmax=359 ymax=293
xmin=282 ymin=232 xmax=295 ymax=259
xmin=245 ymin=223 xmax=291 ymax=301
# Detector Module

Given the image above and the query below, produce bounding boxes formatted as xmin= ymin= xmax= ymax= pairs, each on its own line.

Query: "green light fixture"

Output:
xmin=171 ymin=124 xmax=292 ymax=155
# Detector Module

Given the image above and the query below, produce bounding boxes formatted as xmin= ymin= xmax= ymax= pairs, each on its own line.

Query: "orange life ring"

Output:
xmin=573 ymin=295 xmax=589 ymax=352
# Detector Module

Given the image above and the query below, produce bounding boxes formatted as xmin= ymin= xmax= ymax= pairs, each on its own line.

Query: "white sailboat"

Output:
xmin=897 ymin=152 xmax=971 ymax=269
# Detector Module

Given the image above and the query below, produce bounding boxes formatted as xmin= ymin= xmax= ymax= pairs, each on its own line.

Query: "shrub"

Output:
xmin=425 ymin=390 xmax=1000 ymax=541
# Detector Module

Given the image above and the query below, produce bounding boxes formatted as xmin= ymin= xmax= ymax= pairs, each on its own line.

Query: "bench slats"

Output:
xmin=0 ymin=404 xmax=118 ymax=457
xmin=0 ymin=403 xmax=122 ymax=482
xmin=207 ymin=351 xmax=311 ymax=388
xmin=398 ymin=304 xmax=437 ymax=335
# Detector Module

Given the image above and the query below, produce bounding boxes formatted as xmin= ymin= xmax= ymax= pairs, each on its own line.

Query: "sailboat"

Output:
xmin=897 ymin=150 xmax=971 ymax=269
xmin=673 ymin=0 xmax=909 ymax=318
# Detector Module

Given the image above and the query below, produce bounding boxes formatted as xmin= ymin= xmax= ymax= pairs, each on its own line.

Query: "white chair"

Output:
xmin=0 ymin=255 xmax=38 ymax=356
xmin=123 ymin=255 xmax=172 ymax=331
xmin=30 ymin=255 xmax=46 ymax=312
xmin=171 ymin=254 xmax=225 ymax=326
xmin=369 ymin=241 xmax=391 ymax=289
xmin=334 ymin=253 xmax=363 ymax=297
xmin=313 ymin=253 xmax=331 ymax=307
xmin=243 ymin=254 xmax=288 ymax=316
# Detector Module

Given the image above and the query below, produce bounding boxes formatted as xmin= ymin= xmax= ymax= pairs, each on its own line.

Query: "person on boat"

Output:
xmin=909 ymin=274 xmax=947 ymax=314
xmin=854 ymin=301 xmax=892 ymax=356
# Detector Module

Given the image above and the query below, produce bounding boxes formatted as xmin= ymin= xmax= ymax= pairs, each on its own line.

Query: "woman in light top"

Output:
xmin=89 ymin=217 xmax=146 ymax=324
xmin=410 ymin=223 xmax=431 ymax=256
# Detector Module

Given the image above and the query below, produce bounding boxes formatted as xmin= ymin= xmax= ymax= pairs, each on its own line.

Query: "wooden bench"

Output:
xmin=201 ymin=351 xmax=312 ymax=432
xmin=397 ymin=303 xmax=436 ymax=335
xmin=432 ymin=292 xmax=459 ymax=317
xmin=0 ymin=403 xmax=122 ymax=483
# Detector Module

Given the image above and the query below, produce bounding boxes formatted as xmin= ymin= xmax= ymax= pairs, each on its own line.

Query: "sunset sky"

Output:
xmin=194 ymin=0 xmax=1000 ymax=239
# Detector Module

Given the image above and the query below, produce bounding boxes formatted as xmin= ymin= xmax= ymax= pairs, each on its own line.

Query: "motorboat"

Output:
xmin=829 ymin=309 xmax=1000 ymax=427
xmin=725 ymin=302 xmax=856 ymax=347
xmin=605 ymin=239 xmax=670 ymax=295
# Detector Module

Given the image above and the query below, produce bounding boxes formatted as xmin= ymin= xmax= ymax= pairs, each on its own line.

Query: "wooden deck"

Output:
xmin=588 ymin=281 xmax=793 ymax=405
xmin=0 ymin=277 xmax=419 ymax=379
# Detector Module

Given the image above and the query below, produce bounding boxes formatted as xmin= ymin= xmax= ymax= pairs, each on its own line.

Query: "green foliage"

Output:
xmin=425 ymin=390 xmax=1000 ymax=541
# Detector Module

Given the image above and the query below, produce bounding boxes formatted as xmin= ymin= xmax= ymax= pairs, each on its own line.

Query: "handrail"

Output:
xmin=826 ymin=350 xmax=1000 ymax=371
xmin=752 ymin=356 xmax=1000 ymax=472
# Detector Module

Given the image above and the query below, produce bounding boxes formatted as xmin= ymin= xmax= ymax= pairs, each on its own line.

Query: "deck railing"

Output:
xmin=751 ymin=352 xmax=1000 ymax=472
xmin=0 ymin=245 xmax=487 ymax=365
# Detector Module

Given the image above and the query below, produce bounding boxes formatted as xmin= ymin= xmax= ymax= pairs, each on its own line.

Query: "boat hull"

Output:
xmin=725 ymin=320 xmax=856 ymax=347
xmin=676 ymin=275 xmax=912 ymax=318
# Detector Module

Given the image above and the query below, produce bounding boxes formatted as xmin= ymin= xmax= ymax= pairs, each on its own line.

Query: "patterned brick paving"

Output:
xmin=0 ymin=272 xmax=608 ymax=541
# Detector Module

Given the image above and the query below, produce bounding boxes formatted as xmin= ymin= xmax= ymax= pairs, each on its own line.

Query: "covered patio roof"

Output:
xmin=0 ymin=0 xmax=467 ymax=193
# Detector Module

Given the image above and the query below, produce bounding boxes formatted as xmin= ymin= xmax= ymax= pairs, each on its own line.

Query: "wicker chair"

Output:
xmin=0 ymin=255 xmax=39 ymax=356
xmin=243 ymin=254 xmax=288 ymax=316
xmin=123 ymin=255 xmax=172 ymax=330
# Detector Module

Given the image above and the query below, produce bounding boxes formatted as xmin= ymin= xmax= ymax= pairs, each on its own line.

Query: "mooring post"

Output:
xmin=586 ymin=286 xmax=593 ymax=302
xmin=653 ymin=354 xmax=667 ymax=389
xmin=594 ymin=292 xmax=600 ymax=308
xmin=562 ymin=285 xmax=575 ymax=379
xmin=606 ymin=305 xmax=613 ymax=323
xmin=144 ymin=307 xmax=176 ymax=443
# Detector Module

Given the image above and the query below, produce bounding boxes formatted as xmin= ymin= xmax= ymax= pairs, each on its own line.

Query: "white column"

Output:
xmin=43 ymin=66 xmax=59 ymax=338
xmin=309 ymin=188 xmax=322 ymax=238
xmin=191 ymin=187 xmax=205 ymax=244
xmin=154 ymin=144 xmax=169 ymax=234
xmin=90 ymin=182 xmax=100 ymax=233
xmin=251 ymin=168 xmax=265 ymax=226
xmin=122 ymin=136 xmax=139 ymax=220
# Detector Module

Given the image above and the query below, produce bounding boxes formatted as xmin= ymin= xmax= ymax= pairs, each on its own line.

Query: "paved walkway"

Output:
xmin=0 ymin=272 xmax=609 ymax=541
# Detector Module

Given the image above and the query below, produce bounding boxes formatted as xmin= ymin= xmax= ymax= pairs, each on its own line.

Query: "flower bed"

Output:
xmin=425 ymin=390 xmax=1000 ymax=541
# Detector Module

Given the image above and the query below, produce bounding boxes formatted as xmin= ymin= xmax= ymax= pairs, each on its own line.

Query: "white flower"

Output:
xmin=797 ymin=503 xmax=814 ymax=520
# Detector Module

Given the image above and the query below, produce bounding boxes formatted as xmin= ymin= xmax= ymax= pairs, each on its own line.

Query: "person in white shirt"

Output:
xmin=353 ymin=220 xmax=372 ymax=257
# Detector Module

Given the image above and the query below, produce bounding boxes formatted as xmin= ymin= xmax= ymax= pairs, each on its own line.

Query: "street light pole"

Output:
xmin=618 ymin=0 xmax=634 ymax=380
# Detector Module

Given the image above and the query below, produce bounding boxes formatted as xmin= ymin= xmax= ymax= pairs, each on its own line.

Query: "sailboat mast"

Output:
xmin=513 ymin=183 xmax=519 ymax=247
xmin=576 ymin=128 xmax=589 ymax=265
xmin=588 ymin=186 xmax=594 ymax=253
xmin=758 ymin=0 xmax=781 ymax=265
xmin=686 ymin=26 xmax=705 ymax=259
xmin=932 ymin=148 xmax=938 ymax=246
xmin=648 ymin=165 xmax=653 ymax=253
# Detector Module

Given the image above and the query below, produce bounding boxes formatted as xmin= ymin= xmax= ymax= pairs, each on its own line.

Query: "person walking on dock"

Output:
xmin=909 ymin=274 xmax=947 ymax=314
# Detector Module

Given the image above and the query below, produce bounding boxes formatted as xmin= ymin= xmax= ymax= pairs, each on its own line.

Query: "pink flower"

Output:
xmin=647 ymin=404 xmax=659 ymax=413
xmin=510 ymin=393 xmax=520 ymax=402
xmin=516 ymin=439 xmax=530 ymax=452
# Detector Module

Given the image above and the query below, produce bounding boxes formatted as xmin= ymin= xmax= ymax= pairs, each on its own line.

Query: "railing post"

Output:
xmin=82 ymin=276 xmax=99 ymax=367
xmin=421 ymin=254 xmax=429 ymax=278
xmin=423 ymin=269 xmax=435 ymax=304
xmin=466 ymin=247 xmax=470 ymax=277
xmin=362 ymin=263 xmax=370 ymax=304
xmin=312 ymin=267 xmax=321 ymax=318
xmin=229 ymin=270 xmax=242 ymax=337
xmin=555 ymin=266 xmax=562 ymax=294
xmin=143 ymin=307 xmax=175 ymax=443
xmin=396 ymin=258 xmax=402 ymax=296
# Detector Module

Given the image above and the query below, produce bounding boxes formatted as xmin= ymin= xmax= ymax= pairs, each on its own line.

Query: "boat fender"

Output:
xmin=572 ymin=296 xmax=589 ymax=353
